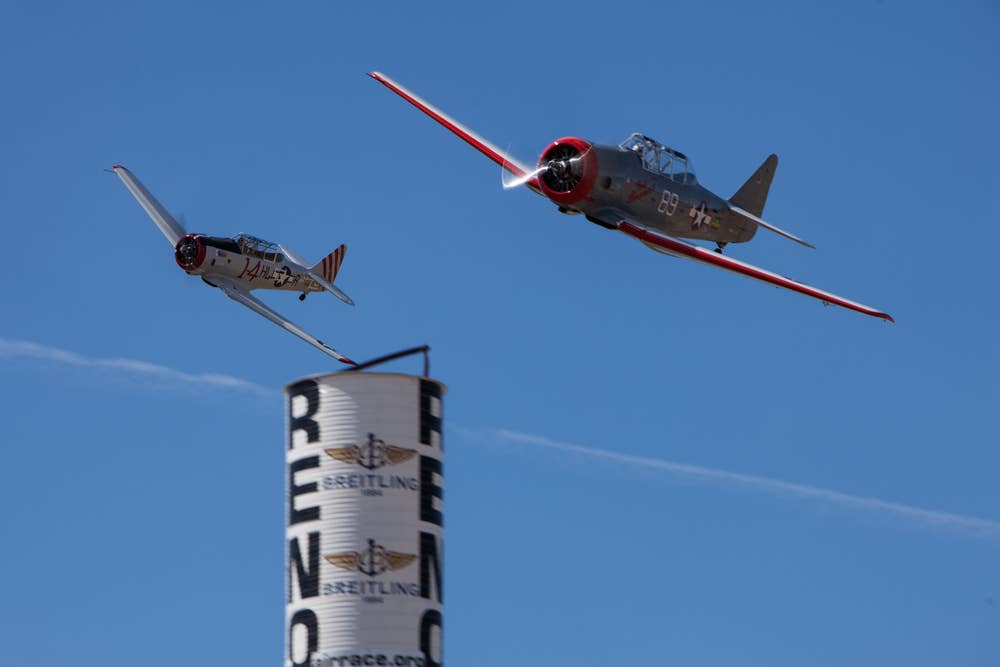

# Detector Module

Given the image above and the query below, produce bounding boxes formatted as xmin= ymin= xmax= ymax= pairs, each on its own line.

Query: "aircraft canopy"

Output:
xmin=234 ymin=233 xmax=283 ymax=261
xmin=619 ymin=133 xmax=696 ymax=184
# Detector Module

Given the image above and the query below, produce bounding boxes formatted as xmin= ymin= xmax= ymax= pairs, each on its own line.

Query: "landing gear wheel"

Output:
xmin=714 ymin=241 xmax=728 ymax=254
xmin=299 ymin=293 xmax=307 ymax=301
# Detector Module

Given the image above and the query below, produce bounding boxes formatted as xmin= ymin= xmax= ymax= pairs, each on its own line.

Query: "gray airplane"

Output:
xmin=371 ymin=72 xmax=892 ymax=322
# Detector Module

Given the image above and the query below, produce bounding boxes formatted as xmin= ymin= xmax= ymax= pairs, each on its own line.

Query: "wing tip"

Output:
xmin=111 ymin=164 xmax=124 ymax=170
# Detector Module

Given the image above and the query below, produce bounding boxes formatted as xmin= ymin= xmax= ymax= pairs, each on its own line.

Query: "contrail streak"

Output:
xmin=496 ymin=429 xmax=1000 ymax=540
xmin=5 ymin=339 xmax=994 ymax=540
xmin=0 ymin=338 xmax=274 ymax=397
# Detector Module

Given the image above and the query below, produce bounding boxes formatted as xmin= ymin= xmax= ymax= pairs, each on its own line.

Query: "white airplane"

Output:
xmin=112 ymin=165 xmax=357 ymax=364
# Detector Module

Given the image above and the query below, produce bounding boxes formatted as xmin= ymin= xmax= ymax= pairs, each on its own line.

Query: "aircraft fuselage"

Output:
xmin=536 ymin=140 xmax=756 ymax=245
xmin=174 ymin=234 xmax=324 ymax=293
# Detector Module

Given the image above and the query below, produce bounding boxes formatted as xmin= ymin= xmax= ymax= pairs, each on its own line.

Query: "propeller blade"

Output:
xmin=499 ymin=146 xmax=592 ymax=191
xmin=502 ymin=163 xmax=547 ymax=189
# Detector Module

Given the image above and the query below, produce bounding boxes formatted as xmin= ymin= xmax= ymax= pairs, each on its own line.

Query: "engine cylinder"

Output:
xmin=174 ymin=234 xmax=206 ymax=271
xmin=536 ymin=136 xmax=598 ymax=206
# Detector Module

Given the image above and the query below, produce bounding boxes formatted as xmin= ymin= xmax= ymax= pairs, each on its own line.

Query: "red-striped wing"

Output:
xmin=617 ymin=221 xmax=893 ymax=322
xmin=370 ymin=71 xmax=541 ymax=192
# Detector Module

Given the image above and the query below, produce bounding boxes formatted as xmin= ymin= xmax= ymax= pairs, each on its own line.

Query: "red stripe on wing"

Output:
xmin=617 ymin=221 xmax=893 ymax=322
xmin=370 ymin=71 xmax=539 ymax=190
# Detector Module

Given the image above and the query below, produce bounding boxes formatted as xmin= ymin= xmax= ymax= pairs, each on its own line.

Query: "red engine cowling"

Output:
xmin=536 ymin=137 xmax=598 ymax=206
xmin=174 ymin=234 xmax=207 ymax=271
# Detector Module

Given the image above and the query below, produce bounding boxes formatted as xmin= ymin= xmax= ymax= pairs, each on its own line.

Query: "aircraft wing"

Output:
xmin=616 ymin=220 xmax=893 ymax=322
xmin=112 ymin=165 xmax=186 ymax=246
xmin=370 ymin=71 xmax=542 ymax=193
xmin=207 ymin=277 xmax=357 ymax=364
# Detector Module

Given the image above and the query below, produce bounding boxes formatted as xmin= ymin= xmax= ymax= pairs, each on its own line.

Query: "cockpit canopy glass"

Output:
xmin=234 ymin=233 xmax=283 ymax=262
xmin=619 ymin=133 xmax=696 ymax=184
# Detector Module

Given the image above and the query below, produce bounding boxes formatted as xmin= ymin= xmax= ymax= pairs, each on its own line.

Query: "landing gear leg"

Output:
xmin=714 ymin=241 xmax=728 ymax=254
xmin=299 ymin=293 xmax=307 ymax=301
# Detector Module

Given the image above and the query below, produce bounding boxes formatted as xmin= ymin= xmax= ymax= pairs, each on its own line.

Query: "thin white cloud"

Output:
xmin=494 ymin=429 xmax=1000 ymax=540
xmin=0 ymin=338 xmax=274 ymax=397
xmin=6 ymin=340 xmax=993 ymax=539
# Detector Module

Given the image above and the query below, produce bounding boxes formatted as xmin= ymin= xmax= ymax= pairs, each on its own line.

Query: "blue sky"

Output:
xmin=1 ymin=1 xmax=998 ymax=664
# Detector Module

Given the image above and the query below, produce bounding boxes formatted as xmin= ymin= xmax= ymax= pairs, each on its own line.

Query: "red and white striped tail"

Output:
xmin=312 ymin=244 xmax=347 ymax=283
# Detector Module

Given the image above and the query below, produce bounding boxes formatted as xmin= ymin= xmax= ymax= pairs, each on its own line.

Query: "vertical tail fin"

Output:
xmin=729 ymin=154 xmax=778 ymax=218
xmin=310 ymin=244 xmax=347 ymax=284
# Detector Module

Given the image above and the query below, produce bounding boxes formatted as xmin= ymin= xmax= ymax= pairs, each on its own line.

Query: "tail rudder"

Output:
xmin=311 ymin=244 xmax=347 ymax=283
xmin=729 ymin=154 xmax=778 ymax=218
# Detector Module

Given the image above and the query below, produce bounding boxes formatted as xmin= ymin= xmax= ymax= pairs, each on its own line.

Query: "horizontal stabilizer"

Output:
xmin=278 ymin=243 xmax=354 ymax=306
xmin=728 ymin=204 xmax=815 ymax=249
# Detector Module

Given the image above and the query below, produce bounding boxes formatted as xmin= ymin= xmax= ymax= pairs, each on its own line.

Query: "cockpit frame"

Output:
xmin=234 ymin=233 xmax=283 ymax=262
xmin=619 ymin=133 xmax=696 ymax=185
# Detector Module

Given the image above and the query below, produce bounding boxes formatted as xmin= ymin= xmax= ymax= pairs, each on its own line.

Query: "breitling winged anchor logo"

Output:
xmin=325 ymin=539 xmax=417 ymax=577
xmin=325 ymin=432 xmax=417 ymax=470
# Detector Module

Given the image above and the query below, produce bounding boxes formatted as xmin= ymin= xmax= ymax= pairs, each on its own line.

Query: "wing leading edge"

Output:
xmin=617 ymin=221 xmax=893 ymax=322
xmin=207 ymin=277 xmax=357 ymax=364
xmin=369 ymin=71 xmax=540 ymax=192
xmin=112 ymin=165 xmax=186 ymax=246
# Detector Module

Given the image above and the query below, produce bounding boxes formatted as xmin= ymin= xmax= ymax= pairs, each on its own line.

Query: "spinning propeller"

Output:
xmin=501 ymin=144 xmax=590 ymax=192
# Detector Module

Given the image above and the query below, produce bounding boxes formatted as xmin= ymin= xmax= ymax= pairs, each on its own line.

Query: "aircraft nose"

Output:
xmin=174 ymin=234 xmax=206 ymax=271
xmin=536 ymin=136 xmax=597 ymax=205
